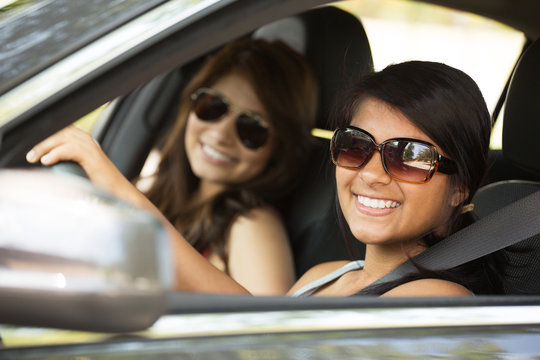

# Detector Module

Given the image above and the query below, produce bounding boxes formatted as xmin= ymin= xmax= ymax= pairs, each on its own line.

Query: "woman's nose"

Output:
xmin=209 ymin=113 xmax=237 ymax=143
xmin=358 ymin=151 xmax=392 ymax=185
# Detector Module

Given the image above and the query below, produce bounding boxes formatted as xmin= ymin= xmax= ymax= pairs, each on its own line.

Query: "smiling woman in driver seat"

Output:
xmin=26 ymin=38 xmax=319 ymax=296
xmin=27 ymin=60 xmax=504 ymax=297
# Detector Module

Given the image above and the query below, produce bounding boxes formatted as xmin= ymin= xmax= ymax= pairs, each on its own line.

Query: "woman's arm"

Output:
xmin=27 ymin=126 xmax=249 ymax=294
xmin=226 ymin=207 xmax=295 ymax=295
xmin=166 ymin=221 xmax=250 ymax=294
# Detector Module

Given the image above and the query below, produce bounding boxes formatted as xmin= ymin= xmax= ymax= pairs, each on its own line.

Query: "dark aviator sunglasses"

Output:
xmin=331 ymin=126 xmax=457 ymax=183
xmin=191 ymin=88 xmax=270 ymax=151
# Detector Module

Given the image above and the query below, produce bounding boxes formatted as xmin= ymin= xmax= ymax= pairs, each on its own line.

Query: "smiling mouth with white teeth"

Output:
xmin=357 ymin=195 xmax=401 ymax=209
xmin=202 ymin=144 xmax=234 ymax=162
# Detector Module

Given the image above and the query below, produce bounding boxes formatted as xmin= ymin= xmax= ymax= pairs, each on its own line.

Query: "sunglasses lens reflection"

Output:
xmin=332 ymin=129 xmax=373 ymax=168
xmin=383 ymin=141 xmax=433 ymax=182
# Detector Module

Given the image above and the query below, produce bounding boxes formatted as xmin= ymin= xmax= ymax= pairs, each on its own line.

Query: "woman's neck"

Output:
xmin=190 ymin=180 xmax=227 ymax=206
xmin=361 ymin=241 xmax=426 ymax=284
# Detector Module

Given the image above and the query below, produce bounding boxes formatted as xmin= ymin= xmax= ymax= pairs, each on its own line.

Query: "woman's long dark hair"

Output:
xmin=331 ymin=61 xmax=504 ymax=295
xmin=144 ymin=38 xmax=318 ymax=271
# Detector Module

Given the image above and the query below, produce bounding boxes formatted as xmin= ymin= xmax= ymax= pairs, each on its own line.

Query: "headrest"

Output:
xmin=503 ymin=38 xmax=540 ymax=176
xmin=254 ymin=6 xmax=373 ymax=129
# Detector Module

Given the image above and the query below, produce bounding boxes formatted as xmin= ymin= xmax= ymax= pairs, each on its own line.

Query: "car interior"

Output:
xmin=86 ymin=3 xmax=540 ymax=290
xmin=78 ymin=2 xmax=540 ymax=295
xmin=472 ymin=37 xmax=540 ymax=294
xmin=1 ymin=1 xmax=539 ymax=302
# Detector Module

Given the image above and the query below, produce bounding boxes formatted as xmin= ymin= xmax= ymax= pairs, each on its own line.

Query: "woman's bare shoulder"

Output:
xmin=288 ymin=260 xmax=351 ymax=295
xmin=228 ymin=206 xmax=287 ymax=247
xmin=227 ymin=205 xmax=294 ymax=295
xmin=382 ymin=278 xmax=473 ymax=297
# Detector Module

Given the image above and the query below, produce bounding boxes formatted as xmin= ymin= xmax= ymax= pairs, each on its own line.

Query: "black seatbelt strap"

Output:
xmin=357 ymin=189 xmax=540 ymax=294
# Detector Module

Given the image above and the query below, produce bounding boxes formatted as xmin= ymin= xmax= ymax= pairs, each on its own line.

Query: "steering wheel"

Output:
xmin=45 ymin=161 xmax=88 ymax=179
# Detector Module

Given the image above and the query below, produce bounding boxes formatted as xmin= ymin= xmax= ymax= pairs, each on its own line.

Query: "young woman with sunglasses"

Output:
xmin=141 ymin=38 xmax=318 ymax=295
xmin=27 ymin=38 xmax=319 ymax=295
xmin=289 ymin=60 xmax=502 ymax=297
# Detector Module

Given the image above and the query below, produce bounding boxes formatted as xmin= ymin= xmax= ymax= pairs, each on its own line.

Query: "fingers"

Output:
xmin=26 ymin=126 xmax=71 ymax=164
xmin=26 ymin=126 xmax=96 ymax=166
xmin=32 ymin=143 xmax=73 ymax=166
xmin=24 ymin=125 xmax=142 ymax=205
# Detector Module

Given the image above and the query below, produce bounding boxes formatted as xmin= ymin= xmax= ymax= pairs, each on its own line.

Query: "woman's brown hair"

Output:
xmin=144 ymin=38 xmax=318 ymax=269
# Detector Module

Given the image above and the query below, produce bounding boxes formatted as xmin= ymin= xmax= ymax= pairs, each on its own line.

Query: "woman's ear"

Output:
xmin=450 ymin=185 xmax=469 ymax=208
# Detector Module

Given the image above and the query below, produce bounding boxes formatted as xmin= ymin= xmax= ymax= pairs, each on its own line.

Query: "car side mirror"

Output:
xmin=0 ymin=169 xmax=175 ymax=332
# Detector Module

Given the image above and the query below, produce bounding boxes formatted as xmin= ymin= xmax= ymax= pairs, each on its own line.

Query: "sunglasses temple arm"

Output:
xmin=437 ymin=155 xmax=457 ymax=174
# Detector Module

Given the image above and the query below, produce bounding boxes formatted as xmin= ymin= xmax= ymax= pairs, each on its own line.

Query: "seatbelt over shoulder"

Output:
xmin=358 ymin=189 xmax=540 ymax=294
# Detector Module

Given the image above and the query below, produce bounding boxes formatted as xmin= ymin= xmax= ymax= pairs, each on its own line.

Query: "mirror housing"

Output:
xmin=0 ymin=169 xmax=174 ymax=332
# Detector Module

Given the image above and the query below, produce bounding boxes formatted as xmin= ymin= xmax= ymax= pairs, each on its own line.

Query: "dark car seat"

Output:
xmin=472 ymin=38 xmax=540 ymax=294
xmin=254 ymin=6 xmax=374 ymax=277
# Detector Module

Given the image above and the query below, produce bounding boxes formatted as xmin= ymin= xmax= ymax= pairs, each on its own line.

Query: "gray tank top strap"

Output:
xmin=292 ymin=260 xmax=364 ymax=297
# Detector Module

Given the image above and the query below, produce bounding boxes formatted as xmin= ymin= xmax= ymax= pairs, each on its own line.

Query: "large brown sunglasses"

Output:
xmin=331 ymin=126 xmax=457 ymax=183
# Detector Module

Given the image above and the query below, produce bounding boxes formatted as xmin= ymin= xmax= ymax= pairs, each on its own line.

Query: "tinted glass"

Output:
xmin=383 ymin=141 xmax=435 ymax=182
xmin=0 ymin=0 xmax=165 ymax=95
